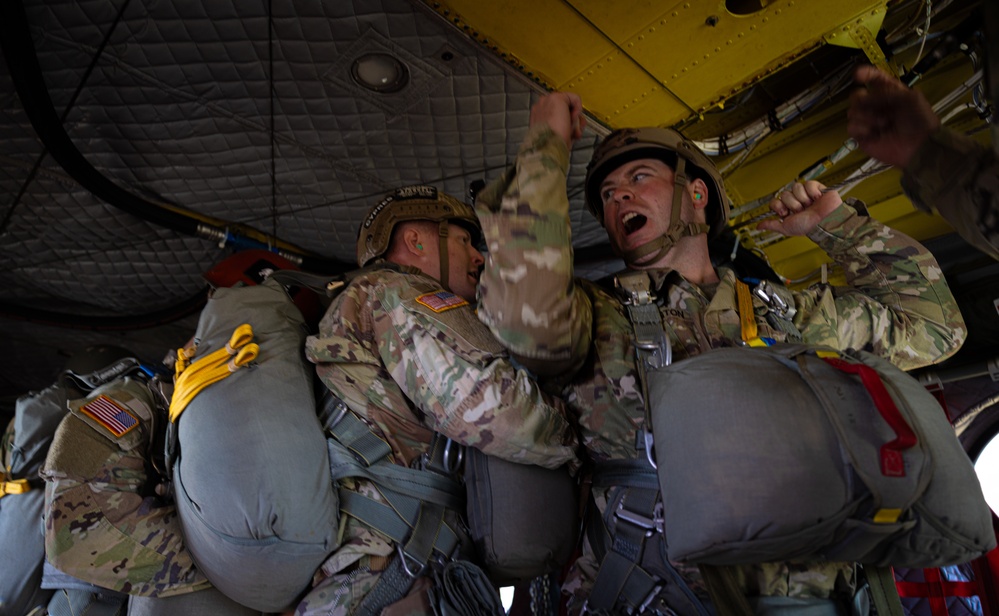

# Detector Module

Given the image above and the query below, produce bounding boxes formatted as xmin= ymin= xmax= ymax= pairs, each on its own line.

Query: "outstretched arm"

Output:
xmin=847 ymin=65 xmax=940 ymax=168
xmin=848 ymin=65 xmax=999 ymax=260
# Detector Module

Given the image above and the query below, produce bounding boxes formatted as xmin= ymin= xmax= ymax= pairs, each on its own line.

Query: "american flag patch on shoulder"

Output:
xmin=80 ymin=395 xmax=139 ymax=438
xmin=416 ymin=291 xmax=469 ymax=313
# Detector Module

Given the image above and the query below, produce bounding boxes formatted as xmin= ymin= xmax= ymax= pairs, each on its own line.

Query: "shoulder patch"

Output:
xmin=79 ymin=394 xmax=139 ymax=438
xmin=415 ymin=291 xmax=469 ymax=313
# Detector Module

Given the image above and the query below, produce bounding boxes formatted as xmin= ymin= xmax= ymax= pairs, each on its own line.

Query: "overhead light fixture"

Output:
xmin=351 ymin=53 xmax=409 ymax=93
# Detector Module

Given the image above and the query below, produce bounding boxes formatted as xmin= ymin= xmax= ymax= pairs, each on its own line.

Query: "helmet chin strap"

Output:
xmin=621 ymin=156 xmax=709 ymax=267
xmin=437 ymin=220 xmax=450 ymax=292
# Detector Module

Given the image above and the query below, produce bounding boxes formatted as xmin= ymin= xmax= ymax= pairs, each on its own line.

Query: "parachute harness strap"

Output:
xmin=584 ymin=273 xmax=711 ymax=616
xmin=169 ymin=324 xmax=258 ymax=422
xmin=614 ymin=270 xmax=671 ymax=469
xmin=319 ymin=391 xmax=465 ymax=616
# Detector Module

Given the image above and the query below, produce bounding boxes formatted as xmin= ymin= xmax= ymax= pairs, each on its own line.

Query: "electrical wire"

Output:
xmin=911 ymin=0 xmax=934 ymax=67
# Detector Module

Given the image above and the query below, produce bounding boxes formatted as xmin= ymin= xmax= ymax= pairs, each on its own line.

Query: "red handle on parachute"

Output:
xmin=823 ymin=356 xmax=917 ymax=477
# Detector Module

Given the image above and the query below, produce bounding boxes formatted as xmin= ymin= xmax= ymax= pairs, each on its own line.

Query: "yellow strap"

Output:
xmin=735 ymin=281 xmax=768 ymax=347
xmin=169 ymin=342 xmax=259 ymax=422
xmin=226 ymin=323 xmax=254 ymax=351
xmin=175 ymin=346 xmax=192 ymax=380
xmin=0 ymin=478 xmax=32 ymax=497
xmin=169 ymin=325 xmax=256 ymax=423
xmin=874 ymin=508 xmax=902 ymax=524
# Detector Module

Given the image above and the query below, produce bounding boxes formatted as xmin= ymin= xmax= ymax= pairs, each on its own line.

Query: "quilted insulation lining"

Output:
xmin=0 ymin=0 xmax=609 ymax=404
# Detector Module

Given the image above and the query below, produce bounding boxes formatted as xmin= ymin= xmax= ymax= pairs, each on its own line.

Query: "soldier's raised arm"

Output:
xmin=848 ymin=65 xmax=999 ymax=260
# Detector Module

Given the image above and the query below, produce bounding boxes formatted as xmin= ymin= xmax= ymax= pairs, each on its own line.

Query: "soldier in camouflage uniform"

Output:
xmin=849 ymin=65 xmax=999 ymax=260
xmin=297 ymin=185 xmax=578 ymax=615
xmin=474 ymin=92 xmax=967 ymax=614
xmin=40 ymin=354 xmax=212 ymax=600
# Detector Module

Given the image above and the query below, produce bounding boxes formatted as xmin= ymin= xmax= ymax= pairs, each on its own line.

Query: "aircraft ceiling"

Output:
xmin=0 ymin=0 xmax=996 ymax=413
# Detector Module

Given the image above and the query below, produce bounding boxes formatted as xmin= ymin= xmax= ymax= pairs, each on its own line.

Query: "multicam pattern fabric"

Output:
xmin=475 ymin=126 xmax=967 ymax=612
xmin=39 ymin=377 xmax=210 ymax=598
xmin=902 ymin=128 xmax=999 ymax=260
xmin=299 ymin=265 xmax=577 ymax=614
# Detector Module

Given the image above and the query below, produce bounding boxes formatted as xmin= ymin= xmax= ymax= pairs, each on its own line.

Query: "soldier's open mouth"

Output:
xmin=622 ymin=212 xmax=647 ymax=235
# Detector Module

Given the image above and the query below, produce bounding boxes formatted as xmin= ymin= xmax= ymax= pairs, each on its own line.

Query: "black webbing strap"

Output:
xmin=354 ymin=556 xmax=416 ymax=616
xmin=585 ymin=484 xmax=666 ymax=613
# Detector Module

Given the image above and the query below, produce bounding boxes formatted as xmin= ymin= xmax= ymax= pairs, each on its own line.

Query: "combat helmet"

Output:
xmin=356 ymin=184 xmax=480 ymax=291
xmin=62 ymin=344 xmax=142 ymax=392
xmin=584 ymin=127 xmax=730 ymax=265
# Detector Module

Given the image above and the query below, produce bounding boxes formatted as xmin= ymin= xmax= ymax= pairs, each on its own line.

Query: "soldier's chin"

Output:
xmin=624 ymin=247 xmax=663 ymax=268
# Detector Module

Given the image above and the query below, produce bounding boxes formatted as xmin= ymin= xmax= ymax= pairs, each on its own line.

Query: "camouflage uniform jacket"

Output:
xmin=902 ymin=127 xmax=999 ymax=260
xmin=301 ymin=265 xmax=577 ymax=614
xmin=40 ymin=377 xmax=210 ymax=598
xmin=475 ymin=126 xmax=967 ymax=605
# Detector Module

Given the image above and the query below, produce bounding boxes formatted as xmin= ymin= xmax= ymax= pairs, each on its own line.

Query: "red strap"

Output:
xmin=896 ymin=567 xmax=978 ymax=615
xmin=822 ymin=356 xmax=917 ymax=477
xmin=970 ymin=511 xmax=999 ymax=616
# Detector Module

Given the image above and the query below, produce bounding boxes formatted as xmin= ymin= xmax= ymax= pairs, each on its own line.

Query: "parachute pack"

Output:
xmin=167 ymin=272 xmax=337 ymax=613
xmin=606 ymin=269 xmax=996 ymax=570
xmin=649 ymin=343 xmax=996 ymax=567
xmin=1 ymin=383 xmax=66 ymax=614
xmin=168 ymin=257 xmax=576 ymax=613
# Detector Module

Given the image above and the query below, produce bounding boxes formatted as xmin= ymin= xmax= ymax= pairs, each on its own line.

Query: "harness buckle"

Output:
xmin=325 ymin=399 xmax=350 ymax=431
xmin=633 ymin=583 xmax=665 ymax=615
xmin=615 ymin=499 xmax=664 ymax=538
xmin=752 ymin=280 xmax=796 ymax=319
xmin=396 ymin=543 xmax=428 ymax=579
xmin=442 ymin=439 xmax=464 ymax=474
xmin=643 ymin=430 xmax=658 ymax=470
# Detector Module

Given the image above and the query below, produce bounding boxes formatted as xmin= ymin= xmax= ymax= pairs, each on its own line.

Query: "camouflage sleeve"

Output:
xmin=308 ymin=273 xmax=578 ymax=469
xmin=382 ymin=287 xmax=577 ymax=468
xmin=40 ymin=383 xmax=210 ymax=597
xmin=901 ymin=128 xmax=999 ymax=260
xmin=795 ymin=203 xmax=967 ymax=369
xmin=475 ymin=124 xmax=593 ymax=378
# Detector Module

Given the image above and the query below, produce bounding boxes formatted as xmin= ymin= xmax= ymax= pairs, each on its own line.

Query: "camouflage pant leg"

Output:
xmin=295 ymin=563 xmax=433 ymax=616
xmin=560 ymin=536 xmax=598 ymax=616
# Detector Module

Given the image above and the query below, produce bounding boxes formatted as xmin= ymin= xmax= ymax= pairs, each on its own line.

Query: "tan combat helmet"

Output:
xmin=356 ymin=184 xmax=480 ymax=292
xmin=584 ymin=127 xmax=730 ymax=266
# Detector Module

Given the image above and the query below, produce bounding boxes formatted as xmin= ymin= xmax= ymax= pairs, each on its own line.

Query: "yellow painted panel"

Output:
xmin=556 ymin=51 xmax=693 ymax=126
xmin=436 ymin=0 xmax=890 ymax=128
xmin=572 ymin=0 xmax=889 ymax=114
xmin=432 ymin=0 xmax=614 ymax=87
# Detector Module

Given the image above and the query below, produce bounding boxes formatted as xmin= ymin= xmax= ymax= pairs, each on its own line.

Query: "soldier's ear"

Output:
xmin=401 ymin=227 xmax=426 ymax=257
xmin=689 ymin=178 xmax=709 ymax=211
